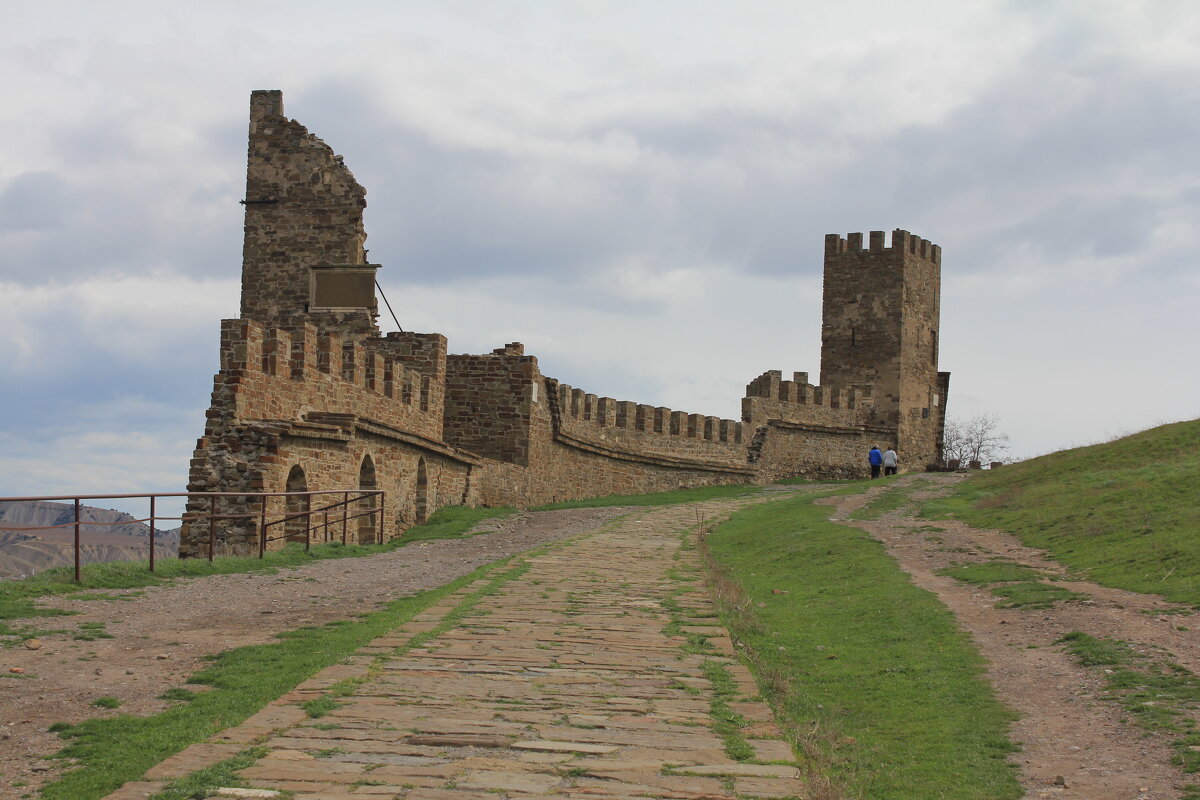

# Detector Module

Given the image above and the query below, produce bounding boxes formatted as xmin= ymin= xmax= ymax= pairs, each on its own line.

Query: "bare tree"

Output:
xmin=943 ymin=412 xmax=1010 ymax=465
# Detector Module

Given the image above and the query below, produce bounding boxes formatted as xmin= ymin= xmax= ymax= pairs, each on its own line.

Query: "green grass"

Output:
xmin=989 ymin=582 xmax=1086 ymax=609
xmin=37 ymin=557 xmax=511 ymax=800
xmin=922 ymin=419 xmax=1200 ymax=604
xmin=848 ymin=478 xmax=932 ymax=520
xmin=700 ymin=660 xmax=756 ymax=762
xmin=938 ymin=560 xmax=1088 ymax=609
xmin=938 ymin=560 xmax=1047 ymax=585
xmin=705 ymin=491 xmax=1021 ymax=800
xmin=531 ymin=483 xmax=758 ymax=510
xmin=1058 ymin=631 xmax=1200 ymax=773
xmin=146 ymin=746 xmax=270 ymax=800
xmin=397 ymin=504 xmax=516 ymax=542
xmin=0 ymin=505 xmax=515 ymax=625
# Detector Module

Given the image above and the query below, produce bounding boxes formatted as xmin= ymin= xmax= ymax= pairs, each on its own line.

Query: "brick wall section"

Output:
xmin=443 ymin=344 xmax=537 ymax=465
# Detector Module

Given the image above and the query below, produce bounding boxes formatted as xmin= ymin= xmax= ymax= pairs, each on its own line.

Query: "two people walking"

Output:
xmin=868 ymin=445 xmax=899 ymax=478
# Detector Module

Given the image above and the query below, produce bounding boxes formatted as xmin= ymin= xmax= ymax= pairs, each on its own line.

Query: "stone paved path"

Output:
xmin=111 ymin=499 xmax=803 ymax=800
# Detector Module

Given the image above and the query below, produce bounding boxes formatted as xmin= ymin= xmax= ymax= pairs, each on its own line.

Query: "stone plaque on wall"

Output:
xmin=310 ymin=266 xmax=379 ymax=310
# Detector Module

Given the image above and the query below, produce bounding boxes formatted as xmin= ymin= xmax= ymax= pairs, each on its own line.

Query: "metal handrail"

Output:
xmin=0 ymin=489 xmax=386 ymax=582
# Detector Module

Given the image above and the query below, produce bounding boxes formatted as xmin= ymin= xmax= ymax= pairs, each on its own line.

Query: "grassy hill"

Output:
xmin=924 ymin=418 xmax=1200 ymax=604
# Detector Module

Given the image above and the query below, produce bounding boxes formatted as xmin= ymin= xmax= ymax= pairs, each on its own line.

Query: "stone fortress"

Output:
xmin=179 ymin=91 xmax=950 ymax=557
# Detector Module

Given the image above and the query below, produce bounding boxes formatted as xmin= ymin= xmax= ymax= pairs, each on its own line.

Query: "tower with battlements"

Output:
xmin=820 ymin=229 xmax=950 ymax=464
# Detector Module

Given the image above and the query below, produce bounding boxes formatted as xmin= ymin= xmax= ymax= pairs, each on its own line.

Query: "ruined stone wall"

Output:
xmin=240 ymin=89 xmax=378 ymax=338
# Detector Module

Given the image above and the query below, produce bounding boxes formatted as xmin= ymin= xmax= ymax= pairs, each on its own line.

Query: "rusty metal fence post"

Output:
xmin=148 ymin=496 xmax=156 ymax=573
xmin=73 ymin=498 xmax=82 ymax=583
xmin=341 ymin=491 xmax=349 ymax=545
xmin=208 ymin=506 xmax=216 ymax=562
xmin=259 ymin=498 xmax=268 ymax=558
xmin=378 ymin=492 xmax=385 ymax=545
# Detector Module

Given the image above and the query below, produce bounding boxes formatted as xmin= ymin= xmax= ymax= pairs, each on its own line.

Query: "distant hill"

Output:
xmin=0 ymin=501 xmax=179 ymax=579
xmin=930 ymin=418 xmax=1200 ymax=604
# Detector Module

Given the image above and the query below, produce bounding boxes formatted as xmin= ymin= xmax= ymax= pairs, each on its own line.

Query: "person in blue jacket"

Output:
xmin=868 ymin=445 xmax=883 ymax=479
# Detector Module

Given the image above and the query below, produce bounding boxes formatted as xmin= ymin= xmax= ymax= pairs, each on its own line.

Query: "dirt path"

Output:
xmin=822 ymin=473 xmax=1199 ymax=800
xmin=0 ymin=507 xmax=628 ymax=800
xmin=104 ymin=496 xmax=801 ymax=800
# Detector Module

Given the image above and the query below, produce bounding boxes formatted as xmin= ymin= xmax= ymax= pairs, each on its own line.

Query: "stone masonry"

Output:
xmin=179 ymin=91 xmax=951 ymax=556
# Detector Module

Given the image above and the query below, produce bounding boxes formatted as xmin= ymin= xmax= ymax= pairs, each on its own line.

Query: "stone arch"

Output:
xmin=357 ymin=454 xmax=378 ymax=544
xmin=415 ymin=457 xmax=429 ymax=524
xmin=284 ymin=464 xmax=310 ymax=545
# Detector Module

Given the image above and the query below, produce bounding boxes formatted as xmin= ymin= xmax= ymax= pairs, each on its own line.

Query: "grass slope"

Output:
xmin=924 ymin=419 xmax=1200 ymax=604
xmin=706 ymin=492 xmax=1020 ymax=799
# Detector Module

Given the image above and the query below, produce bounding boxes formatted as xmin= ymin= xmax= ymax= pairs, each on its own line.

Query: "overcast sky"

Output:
xmin=2 ymin=0 xmax=1197 ymax=508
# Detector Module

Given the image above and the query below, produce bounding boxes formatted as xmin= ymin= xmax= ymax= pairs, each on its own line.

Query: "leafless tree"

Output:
xmin=943 ymin=412 xmax=1010 ymax=465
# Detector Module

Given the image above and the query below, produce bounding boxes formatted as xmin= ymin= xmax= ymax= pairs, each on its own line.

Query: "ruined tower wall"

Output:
xmin=240 ymin=90 xmax=378 ymax=338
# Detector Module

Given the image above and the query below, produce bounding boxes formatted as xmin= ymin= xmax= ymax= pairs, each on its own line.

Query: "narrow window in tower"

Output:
xmin=851 ymin=328 xmax=857 ymax=347
xmin=930 ymin=329 xmax=938 ymax=365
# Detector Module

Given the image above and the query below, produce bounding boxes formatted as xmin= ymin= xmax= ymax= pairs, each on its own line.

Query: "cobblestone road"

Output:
xmin=108 ymin=498 xmax=802 ymax=800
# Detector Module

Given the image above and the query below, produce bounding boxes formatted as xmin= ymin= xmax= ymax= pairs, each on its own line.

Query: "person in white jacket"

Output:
xmin=882 ymin=447 xmax=899 ymax=476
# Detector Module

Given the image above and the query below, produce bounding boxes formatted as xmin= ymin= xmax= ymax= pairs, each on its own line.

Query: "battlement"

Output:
xmin=216 ymin=319 xmax=443 ymax=440
xmin=824 ymin=229 xmax=941 ymax=264
xmin=742 ymin=369 xmax=877 ymax=431
xmin=553 ymin=381 xmax=744 ymax=449
xmin=744 ymin=369 xmax=873 ymax=410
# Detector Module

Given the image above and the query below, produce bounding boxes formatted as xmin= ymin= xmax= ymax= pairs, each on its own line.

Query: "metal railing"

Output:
xmin=0 ymin=489 xmax=385 ymax=582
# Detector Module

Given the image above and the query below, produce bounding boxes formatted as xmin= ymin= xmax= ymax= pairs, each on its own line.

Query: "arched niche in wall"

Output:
xmin=285 ymin=464 xmax=309 ymax=545
xmin=415 ymin=457 xmax=429 ymax=524
xmin=358 ymin=454 xmax=378 ymax=544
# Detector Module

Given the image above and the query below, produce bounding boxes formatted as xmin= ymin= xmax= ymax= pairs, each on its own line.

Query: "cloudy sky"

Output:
xmin=2 ymin=0 xmax=1197 ymax=507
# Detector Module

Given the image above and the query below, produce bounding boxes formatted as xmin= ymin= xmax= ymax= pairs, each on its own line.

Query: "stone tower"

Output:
xmin=819 ymin=229 xmax=950 ymax=466
xmin=239 ymin=89 xmax=380 ymax=338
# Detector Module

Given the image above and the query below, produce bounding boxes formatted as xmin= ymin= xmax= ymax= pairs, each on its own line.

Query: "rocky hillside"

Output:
xmin=0 ymin=501 xmax=179 ymax=579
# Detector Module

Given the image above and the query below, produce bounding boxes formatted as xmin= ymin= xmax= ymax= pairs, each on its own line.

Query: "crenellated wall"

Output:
xmin=553 ymin=382 xmax=745 ymax=465
xmin=217 ymin=319 xmax=446 ymax=442
xmin=179 ymin=92 xmax=953 ymax=557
